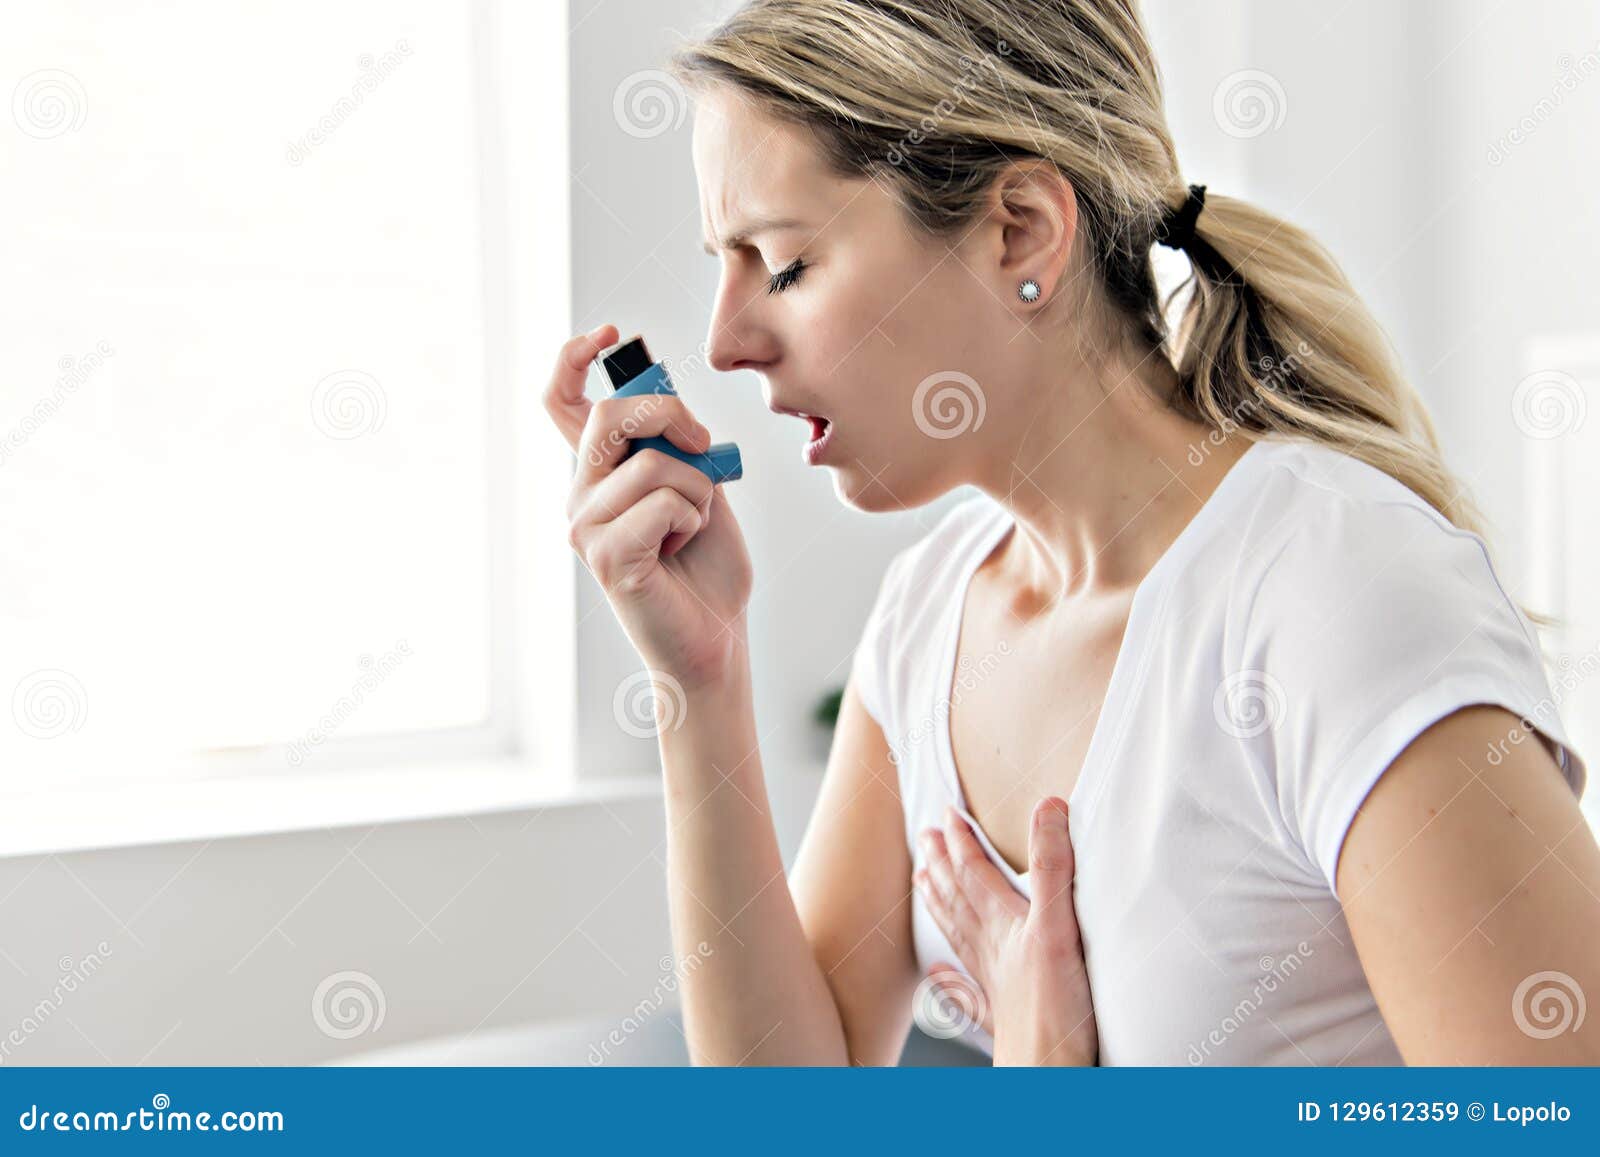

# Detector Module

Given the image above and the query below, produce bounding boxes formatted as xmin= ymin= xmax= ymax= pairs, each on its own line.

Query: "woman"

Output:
xmin=544 ymin=0 xmax=1598 ymax=1065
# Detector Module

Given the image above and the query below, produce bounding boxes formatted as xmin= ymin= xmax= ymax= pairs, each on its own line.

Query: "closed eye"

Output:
xmin=766 ymin=258 xmax=806 ymax=295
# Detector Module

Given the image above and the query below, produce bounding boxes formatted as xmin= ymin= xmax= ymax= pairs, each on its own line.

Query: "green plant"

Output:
xmin=812 ymin=685 xmax=844 ymax=729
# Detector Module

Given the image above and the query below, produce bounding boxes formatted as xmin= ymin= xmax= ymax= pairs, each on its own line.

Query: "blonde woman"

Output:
xmin=544 ymin=0 xmax=1598 ymax=1065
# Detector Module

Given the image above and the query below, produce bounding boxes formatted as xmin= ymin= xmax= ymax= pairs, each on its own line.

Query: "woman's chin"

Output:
xmin=831 ymin=463 xmax=920 ymax=514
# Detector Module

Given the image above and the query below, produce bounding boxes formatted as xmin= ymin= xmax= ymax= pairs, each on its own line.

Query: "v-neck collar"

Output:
xmin=933 ymin=439 xmax=1273 ymax=884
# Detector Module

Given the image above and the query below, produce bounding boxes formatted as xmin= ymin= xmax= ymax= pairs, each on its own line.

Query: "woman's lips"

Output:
xmin=771 ymin=403 xmax=838 ymax=467
xmin=770 ymin=402 xmax=836 ymax=465
xmin=802 ymin=415 xmax=834 ymax=465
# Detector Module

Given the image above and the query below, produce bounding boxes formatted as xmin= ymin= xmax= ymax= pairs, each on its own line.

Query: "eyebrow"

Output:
xmin=701 ymin=216 xmax=808 ymax=255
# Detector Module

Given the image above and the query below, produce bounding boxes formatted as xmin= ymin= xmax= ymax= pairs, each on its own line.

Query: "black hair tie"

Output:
xmin=1154 ymin=183 xmax=1206 ymax=251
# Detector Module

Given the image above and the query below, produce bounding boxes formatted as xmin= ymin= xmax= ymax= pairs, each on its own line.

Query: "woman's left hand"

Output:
xmin=914 ymin=797 xmax=1098 ymax=1066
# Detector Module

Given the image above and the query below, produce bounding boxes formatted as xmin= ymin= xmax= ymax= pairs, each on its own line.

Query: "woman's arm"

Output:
xmin=659 ymin=645 xmax=919 ymax=1065
xmin=1338 ymin=704 xmax=1600 ymax=1063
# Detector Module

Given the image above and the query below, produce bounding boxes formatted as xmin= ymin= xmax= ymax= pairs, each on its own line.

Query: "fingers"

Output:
xmin=544 ymin=325 xmax=618 ymax=452
xmin=939 ymin=807 xmax=1029 ymax=923
xmin=569 ymin=446 xmax=716 ymax=536
xmin=571 ymin=448 xmax=717 ymax=566
xmin=576 ymin=393 xmax=712 ymax=487
xmin=585 ymin=486 xmax=703 ymax=594
xmin=915 ymin=862 xmax=988 ymax=1014
xmin=1026 ymin=796 xmax=1084 ymax=952
xmin=543 ymin=326 xmax=713 ymax=479
xmin=915 ymin=830 xmax=983 ymax=961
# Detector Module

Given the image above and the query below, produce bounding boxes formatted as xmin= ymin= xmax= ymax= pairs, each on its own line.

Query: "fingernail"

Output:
xmin=1036 ymin=799 xmax=1068 ymax=829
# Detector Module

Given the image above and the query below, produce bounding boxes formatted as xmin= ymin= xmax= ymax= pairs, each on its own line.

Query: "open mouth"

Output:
xmin=771 ymin=403 xmax=836 ymax=465
xmin=802 ymin=415 xmax=834 ymax=465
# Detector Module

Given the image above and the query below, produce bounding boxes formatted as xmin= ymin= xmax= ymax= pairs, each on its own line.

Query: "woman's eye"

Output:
xmin=766 ymin=258 xmax=806 ymax=295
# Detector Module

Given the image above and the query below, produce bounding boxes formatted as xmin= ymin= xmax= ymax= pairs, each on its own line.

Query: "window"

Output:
xmin=1521 ymin=333 xmax=1600 ymax=827
xmin=1 ymin=1 xmax=570 ymax=788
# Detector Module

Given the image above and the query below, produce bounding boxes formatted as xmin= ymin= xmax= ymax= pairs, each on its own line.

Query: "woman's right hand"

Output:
xmin=544 ymin=325 xmax=754 ymax=689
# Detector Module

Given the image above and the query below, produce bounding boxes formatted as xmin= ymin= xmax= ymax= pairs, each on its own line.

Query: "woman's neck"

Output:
xmin=969 ymin=344 xmax=1248 ymax=608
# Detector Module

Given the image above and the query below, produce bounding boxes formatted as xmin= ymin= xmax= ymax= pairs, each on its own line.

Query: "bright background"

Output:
xmin=0 ymin=0 xmax=1595 ymax=1064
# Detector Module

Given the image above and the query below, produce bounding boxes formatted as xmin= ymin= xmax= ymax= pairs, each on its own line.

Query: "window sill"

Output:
xmin=0 ymin=761 xmax=664 ymax=860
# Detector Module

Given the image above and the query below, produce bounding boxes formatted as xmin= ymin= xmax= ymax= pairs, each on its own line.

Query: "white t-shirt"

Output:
xmin=851 ymin=436 xmax=1586 ymax=1065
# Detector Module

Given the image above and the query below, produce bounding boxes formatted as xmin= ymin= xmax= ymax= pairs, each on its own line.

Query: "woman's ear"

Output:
xmin=979 ymin=161 xmax=1078 ymax=307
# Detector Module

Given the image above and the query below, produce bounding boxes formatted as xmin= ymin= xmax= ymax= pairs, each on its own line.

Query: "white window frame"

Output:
xmin=1521 ymin=330 xmax=1600 ymax=829
xmin=0 ymin=0 xmax=600 ymax=856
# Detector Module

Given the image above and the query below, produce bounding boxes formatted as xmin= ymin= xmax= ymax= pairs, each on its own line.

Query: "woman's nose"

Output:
xmin=706 ymin=286 xmax=778 ymax=373
xmin=707 ymin=325 xmax=778 ymax=374
xmin=706 ymin=342 xmax=750 ymax=374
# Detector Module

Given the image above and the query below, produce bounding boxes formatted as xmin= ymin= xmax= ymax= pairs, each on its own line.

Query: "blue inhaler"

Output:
xmin=598 ymin=335 xmax=743 ymax=483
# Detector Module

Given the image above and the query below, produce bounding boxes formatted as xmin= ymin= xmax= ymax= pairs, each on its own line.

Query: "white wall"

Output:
xmin=0 ymin=797 xmax=672 ymax=1065
xmin=567 ymin=0 xmax=950 ymax=806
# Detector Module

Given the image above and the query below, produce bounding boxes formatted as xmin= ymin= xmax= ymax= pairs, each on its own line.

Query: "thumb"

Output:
xmin=1027 ymin=796 xmax=1079 ymax=933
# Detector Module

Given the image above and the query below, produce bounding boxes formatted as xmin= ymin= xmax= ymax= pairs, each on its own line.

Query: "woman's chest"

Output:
xmin=909 ymin=777 xmax=1397 ymax=1065
xmin=945 ymin=587 xmax=1132 ymax=874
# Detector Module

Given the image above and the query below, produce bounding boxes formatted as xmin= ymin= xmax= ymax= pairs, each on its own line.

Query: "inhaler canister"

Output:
xmin=598 ymin=336 xmax=743 ymax=484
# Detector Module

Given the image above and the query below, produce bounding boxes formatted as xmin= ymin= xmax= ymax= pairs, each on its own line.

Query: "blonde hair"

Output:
xmin=672 ymin=0 xmax=1488 ymax=543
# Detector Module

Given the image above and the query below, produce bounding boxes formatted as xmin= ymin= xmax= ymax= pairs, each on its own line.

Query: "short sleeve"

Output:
xmin=849 ymin=547 xmax=911 ymax=734
xmin=1240 ymin=498 xmax=1586 ymax=897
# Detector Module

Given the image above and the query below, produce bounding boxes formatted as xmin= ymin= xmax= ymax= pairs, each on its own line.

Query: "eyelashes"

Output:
xmin=766 ymin=258 xmax=806 ymax=295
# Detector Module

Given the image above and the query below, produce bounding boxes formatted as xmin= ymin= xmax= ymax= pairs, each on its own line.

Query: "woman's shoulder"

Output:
xmin=1213 ymin=440 xmax=1583 ymax=884
xmin=1230 ymin=438 xmax=1510 ymax=608
xmin=1223 ymin=438 xmax=1542 ymax=691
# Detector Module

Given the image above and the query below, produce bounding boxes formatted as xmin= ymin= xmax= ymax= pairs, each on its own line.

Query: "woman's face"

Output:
xmin=693 ymin=87 xmax=1032 ymax=512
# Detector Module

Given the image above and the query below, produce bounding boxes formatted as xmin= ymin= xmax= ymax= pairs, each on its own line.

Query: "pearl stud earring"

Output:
xmin=1018 ymin=279 xmax=1042 ymax=303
